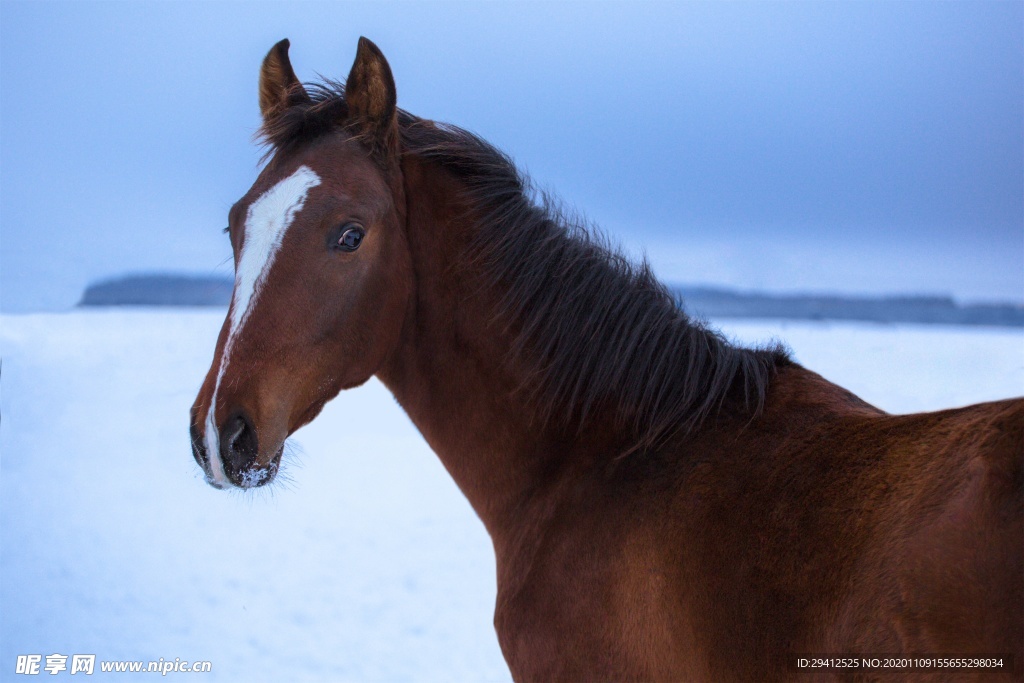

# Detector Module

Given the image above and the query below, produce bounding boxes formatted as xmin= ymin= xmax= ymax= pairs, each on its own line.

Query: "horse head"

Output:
xmin=190 ymin=38 xmax=412 ymax=489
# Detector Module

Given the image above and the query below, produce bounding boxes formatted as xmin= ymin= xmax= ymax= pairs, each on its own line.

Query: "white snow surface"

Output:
xmin=2 ymin=310 xmax=1022 ymax=681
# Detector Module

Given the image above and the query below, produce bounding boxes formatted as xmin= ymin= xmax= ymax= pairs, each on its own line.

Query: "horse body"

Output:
xmin=383 ymin=266 xmax=1023 ymax=681
xmin=191 ymin=37 xmax=1023 ymax=681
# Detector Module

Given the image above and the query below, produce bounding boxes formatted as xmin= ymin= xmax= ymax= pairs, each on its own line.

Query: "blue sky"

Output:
xmin=2 ymin=1 xmax=1021 ymax=311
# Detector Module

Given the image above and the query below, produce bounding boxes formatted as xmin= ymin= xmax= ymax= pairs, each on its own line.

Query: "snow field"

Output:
xmin=1 ymin=310 xmax=1021 ymax=681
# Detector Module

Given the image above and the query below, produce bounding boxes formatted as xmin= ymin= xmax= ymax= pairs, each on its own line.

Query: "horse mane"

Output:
xmin=260 ymin=81 xmax=791 ymax=454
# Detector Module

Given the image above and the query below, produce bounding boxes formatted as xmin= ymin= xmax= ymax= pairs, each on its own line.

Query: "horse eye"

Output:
xmin=336 ymin=225 xmax=365 ymax=252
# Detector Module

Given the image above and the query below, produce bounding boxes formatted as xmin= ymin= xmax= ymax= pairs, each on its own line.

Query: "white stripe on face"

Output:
xmin=204 ymin=165 xmax=322 ymax=488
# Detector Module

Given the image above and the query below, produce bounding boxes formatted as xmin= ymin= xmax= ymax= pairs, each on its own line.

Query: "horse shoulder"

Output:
xmin=492 ymin=446 xmax=707 ymax=681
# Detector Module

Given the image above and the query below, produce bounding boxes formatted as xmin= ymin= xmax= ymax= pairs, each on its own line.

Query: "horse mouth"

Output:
xmin=234 ymin=450 xmax=283 ymax=489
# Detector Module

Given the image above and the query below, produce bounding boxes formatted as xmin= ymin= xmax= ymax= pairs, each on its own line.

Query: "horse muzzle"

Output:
xmin=190 ymin=409 xmax=284 ymax=490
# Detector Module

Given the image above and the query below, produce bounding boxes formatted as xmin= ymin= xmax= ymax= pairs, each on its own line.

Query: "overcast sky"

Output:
xmin=2 ymin=1 xmax=1021 ymax=312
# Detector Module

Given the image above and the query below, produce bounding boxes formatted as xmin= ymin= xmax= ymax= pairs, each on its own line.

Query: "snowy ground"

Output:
xmin=2 ymin=310 xmax=1022 ymax=681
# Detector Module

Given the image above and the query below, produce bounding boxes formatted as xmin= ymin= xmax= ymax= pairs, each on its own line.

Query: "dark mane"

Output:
xmin=261 ymin=81 xmax=790 ymax=453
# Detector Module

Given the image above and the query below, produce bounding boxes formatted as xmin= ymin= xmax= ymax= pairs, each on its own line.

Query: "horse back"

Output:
xmin=673 ymin=368 xmax=1023 ymax=680
xmin=858 ymin=396 xmax=1023 ymax=669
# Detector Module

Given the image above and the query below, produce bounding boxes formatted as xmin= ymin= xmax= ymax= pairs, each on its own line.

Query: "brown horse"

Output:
xmin=190 ymin=37 xmax=1023 ymax=681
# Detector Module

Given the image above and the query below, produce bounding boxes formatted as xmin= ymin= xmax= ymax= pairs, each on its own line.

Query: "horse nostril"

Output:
xmin=220 ymin=412 xmax=259 ymax=475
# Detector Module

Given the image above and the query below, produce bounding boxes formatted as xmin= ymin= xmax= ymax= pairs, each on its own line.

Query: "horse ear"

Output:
xmin=259 ymin=39 xmax=310 ymax=123
xmin=344 ymin=37 xmax=398 ymax=153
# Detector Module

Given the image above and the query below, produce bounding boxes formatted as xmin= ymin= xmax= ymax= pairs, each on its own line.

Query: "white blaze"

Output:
xmin=204 ymin=165 xmax=322 ymax=487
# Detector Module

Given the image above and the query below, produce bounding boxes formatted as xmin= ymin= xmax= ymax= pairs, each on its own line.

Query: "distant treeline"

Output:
xmin=79 ymin=274 xmax=1024 ymax=327
xmin=675 ymin=287 xmax=1024 ymax=328
xmin=80 ymin=274 xmax=232 ymax=307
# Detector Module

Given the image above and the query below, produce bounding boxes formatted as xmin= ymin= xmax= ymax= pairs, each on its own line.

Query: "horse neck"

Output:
xmin=375 ymin=154 xmax=581 ymax=541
